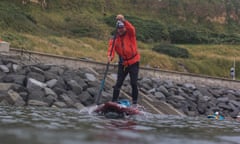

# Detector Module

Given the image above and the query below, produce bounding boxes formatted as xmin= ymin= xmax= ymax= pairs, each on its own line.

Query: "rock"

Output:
xmin=48 ymin=66 xmax=65 ymax=75
xmin=27 ymin=72 xmax=45 ymax=82
xmin=217 ymin=97 xmax=229 ymax=103
xmin=183 ymin=83 xmax=196 ymax=90
xmin=43 ymin=95 xmax=56 ymax=106
xmin=77 ymin=79 xmax=88 ymax=91
xmin=44 ymin=71 xmax=59 ymax=81
xmin=157 ymin=86 xmax=170 ymax=97
xmin=46 ymin=79 xmax=58 ymax=88
xmin=28 ymin=88 xmax=45 ymax=101
xmin=59 ymin=93 xmax=74 ymax=107
xmin=74 ymin=102 xmax=85 ymax=110
xmin=229 ymin=100 xmax=240 ymax=108
xmin=3 ymin=74 xmax=26 ymax=85
xmin=0 ymin=71 xmax=6 ymax=82
xmin=19 ymin=92 xmax=28 ymax=101
xmin=67 ymin=80 xmax=83 ymax=95
xmin=197 ymin=101 xmax=208 ymax=114
xmin=53 ymin=78 xmax=66 ymax=89
xmin=148 ymin=88 xmax=156 ymax=94
xmin=78 ymin=91 xmax=94 ymax=106
xmin=35 ymin=64 xmax=51 ymax=71
xmin=53 ymin=101 xmax=67 ymax=108
xmin=2 ymin=75 xmax=14 ymax=82
xmin=172 ymin=95 xmax=185 ymax=101
xmin=29 ymin=66 xmax=45 ymax=75
xmin=85 ymin=73 xmax=96 ymax=81
xmin=87 ymin=87 xmax=98 ymax=97
xmin=0 ymin=83 xmax=13 ymax=91
xmin=154 ymin=92 xmax=166 ymax=101
xmin=0 ymin=65 xmax=9 ymax=73
xmin=28 ymin=100 xmax=48 ymax=107
xmin=52 ymin=87 xmax=67 ymax=96
xmin=217 ymin=103 xmax=232 ymax=110
xmin=27 ymin=78 xmax=46 ymax=89
xmin=44 ymin=87 xmax=57 ymax=97
xmin=0 ymin=99 xmax=10 ymax=106
xmin=6 ymin=89 xmax=25 ymax=106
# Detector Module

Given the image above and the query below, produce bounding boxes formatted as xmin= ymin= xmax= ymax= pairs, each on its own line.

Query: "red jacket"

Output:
xmin=108 ymin=20 xmax=140 ymax=66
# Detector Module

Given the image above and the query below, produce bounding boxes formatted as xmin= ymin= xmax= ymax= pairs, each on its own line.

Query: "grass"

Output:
xmin=0 ymin=0 xmax=240 ymax=80
xmin=1 ymin=31 xmax=239 ymax=80
xmin=177 ymin=44 xmax=240 ymax=78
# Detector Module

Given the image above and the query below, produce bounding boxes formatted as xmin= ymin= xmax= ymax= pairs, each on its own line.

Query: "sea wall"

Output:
xmin=0 ymin=53 xmax=239 ymax=118
xmin=10 ymin=48 xmax=240 ymax=90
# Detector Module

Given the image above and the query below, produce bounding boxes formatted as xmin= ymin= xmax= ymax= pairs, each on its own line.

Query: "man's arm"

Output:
xmin=116 ymin=14 xmax=135 ymax=37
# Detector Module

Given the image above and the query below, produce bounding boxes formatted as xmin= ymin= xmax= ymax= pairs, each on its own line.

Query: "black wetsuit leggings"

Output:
xmin=112 ymin=62 xmax=139 ymax=104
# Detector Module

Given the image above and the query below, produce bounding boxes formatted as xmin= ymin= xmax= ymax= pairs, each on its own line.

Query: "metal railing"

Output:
xmin=19 ymin=47 xmax=42 ymax=65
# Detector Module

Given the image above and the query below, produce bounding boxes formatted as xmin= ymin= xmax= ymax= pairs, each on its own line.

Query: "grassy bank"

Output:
xmin=3 ymin=31 xmax=239 ymax=79
xmin=0 ymin=0 xmax=239 ymax=80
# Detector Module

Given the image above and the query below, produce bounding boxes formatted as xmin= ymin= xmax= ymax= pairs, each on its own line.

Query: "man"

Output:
xmin=107 ymin=14 xmax=140 ymax=106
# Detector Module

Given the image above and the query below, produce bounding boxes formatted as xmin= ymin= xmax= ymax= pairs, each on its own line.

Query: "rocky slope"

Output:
xmin=0 ymin=54 xmax=239 ymax=119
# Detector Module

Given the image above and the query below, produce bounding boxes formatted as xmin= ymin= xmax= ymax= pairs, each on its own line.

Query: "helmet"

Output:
xmin=118 ymin=99 xmax=130 ymax=107
xmin=214 ymin=111 xmax=219 ymax=115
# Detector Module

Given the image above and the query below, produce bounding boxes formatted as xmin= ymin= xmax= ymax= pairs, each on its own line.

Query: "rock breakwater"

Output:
xmin=0 ymin=54 xmax=239 ymax=119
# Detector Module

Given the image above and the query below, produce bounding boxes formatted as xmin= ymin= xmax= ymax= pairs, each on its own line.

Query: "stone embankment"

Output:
xmin=0 ymin=54 xmax=239 ymax=119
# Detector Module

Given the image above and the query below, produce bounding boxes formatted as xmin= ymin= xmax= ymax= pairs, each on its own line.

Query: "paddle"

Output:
xmin=95 ymin=31 xmax=117 ymax=105
xmin=79 ymin=30 xmax=117 ymax=114
xmin=95 ymin=61 xmax=110 ymax=105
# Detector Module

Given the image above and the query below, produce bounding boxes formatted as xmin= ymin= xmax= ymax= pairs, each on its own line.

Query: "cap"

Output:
xmin=117 ymin=21 xmax=125 ymax=28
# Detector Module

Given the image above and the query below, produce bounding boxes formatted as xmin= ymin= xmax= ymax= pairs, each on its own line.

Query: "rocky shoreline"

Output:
xmin=0 ymin=54 xmax=239 ymax=119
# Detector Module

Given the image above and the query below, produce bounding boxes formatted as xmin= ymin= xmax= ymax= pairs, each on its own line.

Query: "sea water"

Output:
xmin=0 ymin=106 xmax=239 ymax=144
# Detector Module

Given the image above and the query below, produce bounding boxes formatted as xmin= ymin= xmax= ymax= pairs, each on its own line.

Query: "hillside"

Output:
xmin=0 ymin=0 xmax=239 ymax=79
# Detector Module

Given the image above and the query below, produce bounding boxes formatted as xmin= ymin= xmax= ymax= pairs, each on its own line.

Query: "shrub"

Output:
xmin=152 ymin=44 xmax=189 ymax=58
xmin=168 ymin=26 xmax=240 ymax=44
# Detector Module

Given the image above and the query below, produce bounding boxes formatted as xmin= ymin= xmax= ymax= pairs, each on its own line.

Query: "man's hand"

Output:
xmin=108 ymin=55 xmax=113 ymax=62
xmin=116 ymin=14 xmax=125 ymax=21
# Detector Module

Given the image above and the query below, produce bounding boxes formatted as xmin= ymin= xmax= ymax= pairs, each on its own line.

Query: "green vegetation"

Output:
xmin=0 ymin=0 xmax=239 ymax=80
xmin=152 ymin=44 xmax=189 ymax=58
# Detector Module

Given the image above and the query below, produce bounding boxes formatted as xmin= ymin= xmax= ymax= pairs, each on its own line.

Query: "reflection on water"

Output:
xmin=0 ymin=106 xmax=239 ymax=144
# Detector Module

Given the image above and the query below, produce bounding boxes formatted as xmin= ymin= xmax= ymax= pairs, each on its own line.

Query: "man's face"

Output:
xmin=117 ymin=27 xmax=126 ymax=36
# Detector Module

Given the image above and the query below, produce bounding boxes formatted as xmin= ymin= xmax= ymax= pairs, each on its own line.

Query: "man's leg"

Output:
xmin=112 ymin=64 xmax=127 ymax=102
xmin=129 ymin=62 xmax=139 ymax=104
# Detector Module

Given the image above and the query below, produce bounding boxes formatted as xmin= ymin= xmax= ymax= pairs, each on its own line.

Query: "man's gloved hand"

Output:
xmin=108 ymin=55 xmax=113 ymax=62
xmin=116 ymin=14 xmax=125 ymax=21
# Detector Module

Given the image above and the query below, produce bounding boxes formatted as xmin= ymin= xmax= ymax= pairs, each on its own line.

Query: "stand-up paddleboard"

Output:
xmin=94 ymin=99 xmax=142 ymax=118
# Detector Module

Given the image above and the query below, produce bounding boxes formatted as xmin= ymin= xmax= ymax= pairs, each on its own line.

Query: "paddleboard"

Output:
xmin=94 ymin=101 xmax=141 ymax=118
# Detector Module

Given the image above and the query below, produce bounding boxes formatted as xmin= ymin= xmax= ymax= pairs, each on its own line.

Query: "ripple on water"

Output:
xmin=0 ymin=106 xmax=240 ymax=144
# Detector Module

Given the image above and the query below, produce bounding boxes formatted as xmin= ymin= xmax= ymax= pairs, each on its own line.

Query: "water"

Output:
xmin=0 ymin=106 xmax=239 ymax=144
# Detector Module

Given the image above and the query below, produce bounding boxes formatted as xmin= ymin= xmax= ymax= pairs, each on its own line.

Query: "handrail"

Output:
xmin=19 ymin=47 xmax=42 ymax=64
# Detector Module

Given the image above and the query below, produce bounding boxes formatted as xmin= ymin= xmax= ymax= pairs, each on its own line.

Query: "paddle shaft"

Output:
xmin=95 ymin=62 xmax=110 ymax=105
xmin=95 ymin=31 xmax=117 ymax=105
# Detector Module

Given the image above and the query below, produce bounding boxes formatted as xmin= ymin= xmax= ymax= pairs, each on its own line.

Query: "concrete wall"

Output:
xmin=0 ymin=41 xmax=10 ymax=52
xmin=10 ymin=48 xmax=240 ymax=90
xmin=140 ymin=68 xmax=240 ymax=89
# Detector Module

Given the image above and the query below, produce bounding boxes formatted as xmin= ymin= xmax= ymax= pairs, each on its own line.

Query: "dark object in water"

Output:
xmin=95 ymin=101 xmax=140 ymax=118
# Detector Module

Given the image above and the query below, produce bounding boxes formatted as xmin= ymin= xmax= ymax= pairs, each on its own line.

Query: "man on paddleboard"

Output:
xmin=107 ymin=14 xmax=140 ymax=107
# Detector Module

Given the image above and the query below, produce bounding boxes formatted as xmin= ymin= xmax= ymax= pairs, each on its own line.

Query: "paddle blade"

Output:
xmin=79 ymin=104 xmax=98 ymax=115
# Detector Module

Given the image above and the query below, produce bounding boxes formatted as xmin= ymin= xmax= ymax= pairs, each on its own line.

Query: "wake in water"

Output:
xmin=79 ymin=104 xmax=99 ymax=115
xmin=79 ymin=103 xmax=156 ymax=120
